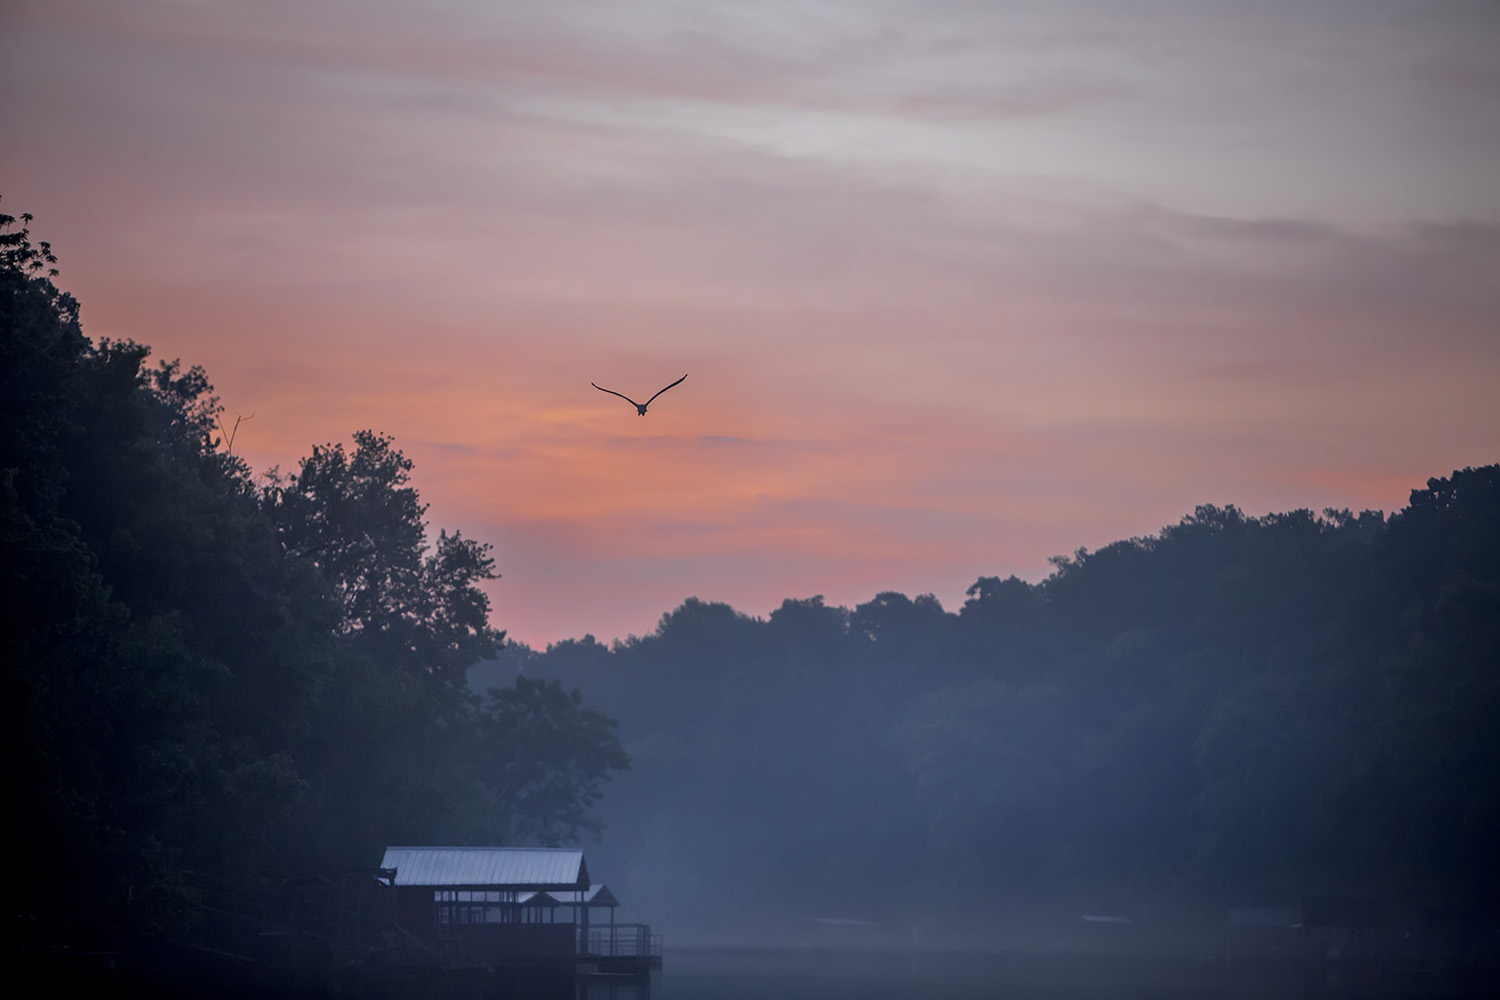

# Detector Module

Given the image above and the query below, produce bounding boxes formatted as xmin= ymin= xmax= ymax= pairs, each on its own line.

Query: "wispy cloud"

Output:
xmin=4 ymin=0 xmax=1497 ymax=644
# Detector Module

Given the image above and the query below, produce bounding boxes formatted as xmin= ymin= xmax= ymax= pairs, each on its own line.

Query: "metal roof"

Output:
xmin=380 ymin=847 xmax=589 ymax=889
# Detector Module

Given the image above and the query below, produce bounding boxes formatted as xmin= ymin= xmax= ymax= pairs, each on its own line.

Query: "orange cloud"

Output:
xmin=6 ymin=0 xmax=1497 ymax=646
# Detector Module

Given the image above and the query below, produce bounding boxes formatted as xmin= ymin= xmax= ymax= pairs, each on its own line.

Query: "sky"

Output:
xmin=3 ymin=0 xmax=1498 ymax=647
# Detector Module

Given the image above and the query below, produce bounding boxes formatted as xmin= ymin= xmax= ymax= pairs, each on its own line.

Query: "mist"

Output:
xmin=7 ymin=1 xmax=1500 ymax=994
xmin=476 ymin=482 xmax=1500 ymax=963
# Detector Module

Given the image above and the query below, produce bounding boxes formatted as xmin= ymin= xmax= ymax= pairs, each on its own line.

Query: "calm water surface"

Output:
xmin=609 ymin=949 xmax=1490 ymax=1000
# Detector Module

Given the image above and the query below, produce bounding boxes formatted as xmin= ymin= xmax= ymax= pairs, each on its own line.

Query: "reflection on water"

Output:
xmin=634 ymin=948 xmax=1494 ymax=1000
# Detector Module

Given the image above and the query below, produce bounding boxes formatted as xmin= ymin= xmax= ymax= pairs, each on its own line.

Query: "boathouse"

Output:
xmin=380 ymin=846 xmax=590 ymax=961
xmin=379 ymin=846 xmax=660 ymax=973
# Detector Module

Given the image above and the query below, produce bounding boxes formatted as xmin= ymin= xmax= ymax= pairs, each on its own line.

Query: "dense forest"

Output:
xmin=8 ymin=202 xmax=1499 ymax=951
xmin=3 ymin=206 xmax=628 ymax=934
xmin=485 ymin=468 xmax=1500 ymax=940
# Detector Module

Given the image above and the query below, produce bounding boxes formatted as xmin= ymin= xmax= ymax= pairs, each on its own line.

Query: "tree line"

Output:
xmin=3 ymin=205 xmax=629 ymax=933
xmin=493 ymin=473 xmax=1499 ymax=934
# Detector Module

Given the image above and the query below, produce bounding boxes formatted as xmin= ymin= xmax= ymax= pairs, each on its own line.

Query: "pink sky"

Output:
xmin=4 ymin=0 xmax=1498 ymax=646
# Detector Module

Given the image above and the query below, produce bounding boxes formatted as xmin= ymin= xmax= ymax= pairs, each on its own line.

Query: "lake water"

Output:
xmin=593 ymin=948 xmax=1494 ymax=1000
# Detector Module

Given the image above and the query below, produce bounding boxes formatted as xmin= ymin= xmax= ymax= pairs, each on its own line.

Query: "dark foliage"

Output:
xmin=3 ymin=205 xmax=628 ymax=932
xmin=499 ymin=475 xmax=1500 ymax=931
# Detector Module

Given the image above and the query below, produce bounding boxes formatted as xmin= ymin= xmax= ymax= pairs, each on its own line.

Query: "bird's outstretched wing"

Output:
xmin=645 ymin=374 xmax=688 ymax=407
xmin=592 ymin=383 xmax=643 ymax=408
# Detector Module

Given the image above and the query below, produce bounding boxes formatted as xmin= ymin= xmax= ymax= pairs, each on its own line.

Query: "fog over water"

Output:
xmin=6 ymin=4 xmax=1500 ymax=994
xmin=477 ymin=471 xmax=1500 ymax=968
xmin=634 ymin=948 xmax=1491 ymax=1000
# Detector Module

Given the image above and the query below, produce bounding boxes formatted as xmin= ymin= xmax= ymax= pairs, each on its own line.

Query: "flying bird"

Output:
xmin=591 ymin=374 xmax=687 ymax=416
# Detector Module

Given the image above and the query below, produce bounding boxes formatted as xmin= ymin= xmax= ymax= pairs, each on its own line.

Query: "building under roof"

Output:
xmin=376 ymin=847 xmax=656 ymax=971
xmin=379 ymin=846 xmax=589 ymax=891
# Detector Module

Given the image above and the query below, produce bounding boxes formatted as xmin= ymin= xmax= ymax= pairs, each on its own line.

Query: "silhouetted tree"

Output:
xmin=5 ymin=205 xmax=629 ymax=936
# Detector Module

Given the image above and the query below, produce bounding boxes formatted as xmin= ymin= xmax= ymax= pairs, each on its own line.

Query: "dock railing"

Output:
xmin=585 ymin=924 xmax=661 ymax=959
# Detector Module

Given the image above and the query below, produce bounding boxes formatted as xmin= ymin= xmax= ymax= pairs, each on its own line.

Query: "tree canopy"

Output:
xmin=2 ymin=204 xmax=629 ymax=931
xmin=490 ymin=472 xmax=1500 ymax=934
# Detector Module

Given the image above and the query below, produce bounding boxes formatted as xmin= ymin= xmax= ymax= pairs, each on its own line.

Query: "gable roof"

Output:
xmin=551 ymin=884 xmax=620 ymax=908
xmin=380 ymin=847 xmax=588 ymax=889
xmin=516 ymin=890 xmax=562 ymax=907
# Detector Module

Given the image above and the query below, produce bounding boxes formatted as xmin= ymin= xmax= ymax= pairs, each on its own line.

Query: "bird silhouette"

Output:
xmin=591 ymin=374 xmax=687 ymax=415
